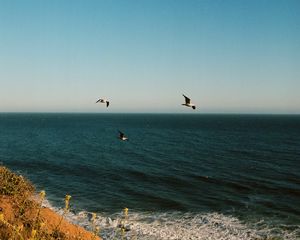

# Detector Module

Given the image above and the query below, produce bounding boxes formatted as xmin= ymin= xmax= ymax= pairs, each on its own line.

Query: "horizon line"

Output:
xmin=0 ymin=112 xmax=299 ymax=115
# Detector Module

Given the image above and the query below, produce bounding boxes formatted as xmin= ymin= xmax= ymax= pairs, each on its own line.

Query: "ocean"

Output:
xmin=0 ymin=113 xmax=299 ymax=239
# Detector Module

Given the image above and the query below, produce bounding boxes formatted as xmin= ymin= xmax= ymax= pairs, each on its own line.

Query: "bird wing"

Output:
xmin=96 ymin=99 xmax=101 ymax=103
xmin=183 ymin=94 xmax=191 ymax=104
xmin=106 ymin=101 xmax=109 ymax=107
xmin=118 ymin=130 xmax=124 ymax=138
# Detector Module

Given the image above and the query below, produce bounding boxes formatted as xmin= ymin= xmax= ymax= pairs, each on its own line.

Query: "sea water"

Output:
xmin=0 ymin=113 xmax=299 ymax=239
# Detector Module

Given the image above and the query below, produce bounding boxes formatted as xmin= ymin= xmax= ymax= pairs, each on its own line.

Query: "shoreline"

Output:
xmin=1 ymin=166 xmax=299 ymax=239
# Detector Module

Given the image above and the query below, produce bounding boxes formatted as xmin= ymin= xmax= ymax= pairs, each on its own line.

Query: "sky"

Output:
xmin=0 ymin=0 xmax=299 ymax=113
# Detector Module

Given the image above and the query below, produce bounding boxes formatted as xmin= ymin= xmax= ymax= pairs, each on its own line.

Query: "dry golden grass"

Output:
xmin=0 ymin=166 xmax=34 ymax=197
xmin=0 ymin=166 xmax=100 ymax=240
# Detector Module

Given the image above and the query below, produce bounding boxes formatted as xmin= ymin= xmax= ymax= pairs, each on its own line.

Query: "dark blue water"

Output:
xmin=0 ymin=113 xmax=299 ymax=239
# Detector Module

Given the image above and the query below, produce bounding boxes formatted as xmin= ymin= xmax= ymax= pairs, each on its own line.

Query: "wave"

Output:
xmin=42 ymin=199 xmax=300 ymax=240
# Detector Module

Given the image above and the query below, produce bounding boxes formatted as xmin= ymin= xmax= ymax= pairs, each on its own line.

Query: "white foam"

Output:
xmin=42 ymin=199 xmax=300 ymax=240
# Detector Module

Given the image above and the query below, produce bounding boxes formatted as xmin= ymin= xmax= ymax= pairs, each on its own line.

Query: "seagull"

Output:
xmin=182 ymin=94 xmax=196 ymax=110
xmin=118 ymin=130 xmax=128 ymax=141
xmin=96 ymin=98 xmax=109 ymax=107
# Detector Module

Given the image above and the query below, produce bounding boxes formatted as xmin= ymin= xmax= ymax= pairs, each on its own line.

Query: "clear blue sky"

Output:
xmin=0 ymin=0 xmax=299 ymax=113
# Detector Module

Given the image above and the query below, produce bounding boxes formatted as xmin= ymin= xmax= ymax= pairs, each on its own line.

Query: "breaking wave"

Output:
xmin=42 ymin=199 xmax=300 ymax=240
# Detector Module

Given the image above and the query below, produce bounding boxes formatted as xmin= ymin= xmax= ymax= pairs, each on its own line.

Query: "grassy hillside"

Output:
xmin=0 ymin=166 xmax=100 ymax=240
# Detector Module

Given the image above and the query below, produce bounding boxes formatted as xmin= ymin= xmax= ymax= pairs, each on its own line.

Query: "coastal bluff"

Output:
xmin=0 ymin=166 xmax=100 ymax=240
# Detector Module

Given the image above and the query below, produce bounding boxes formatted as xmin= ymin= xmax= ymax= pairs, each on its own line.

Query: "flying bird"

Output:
xmin=96 ymin=98 xmax=109 ymax=107
xmin=118 ymin=130 xmax=128 ymax=141
xmin=182 ymin=94 xmax=196 ymax=110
